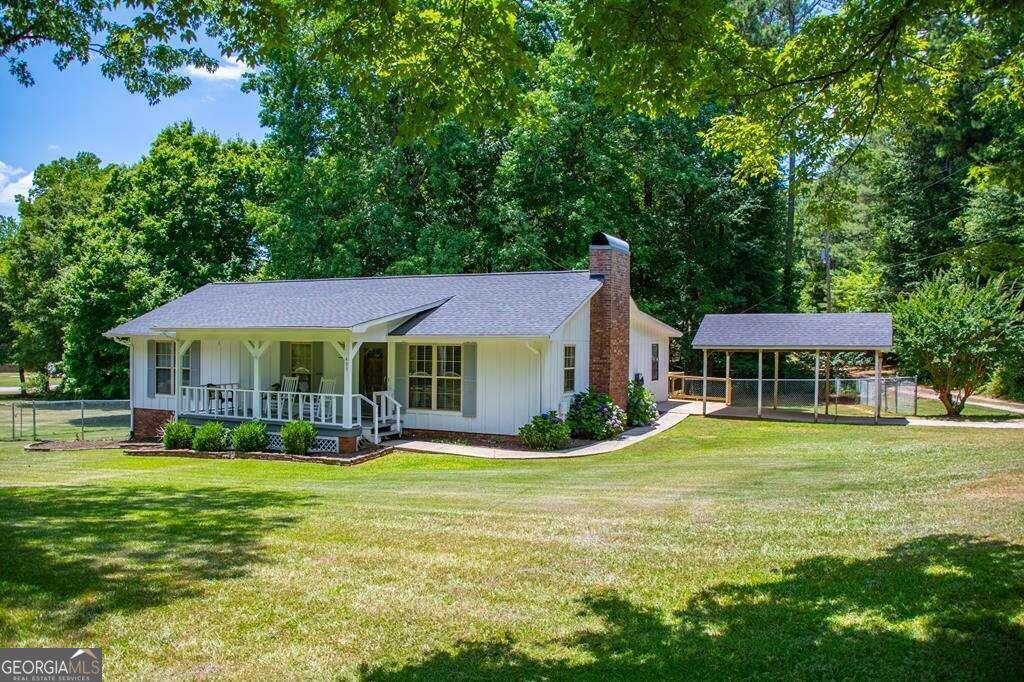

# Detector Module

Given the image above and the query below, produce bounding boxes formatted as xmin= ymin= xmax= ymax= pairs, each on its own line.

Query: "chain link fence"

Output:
xmin=728 ymin=376 xmax=918 ymax=417
xmin=1 ymin=400 xmax=131 ymax=442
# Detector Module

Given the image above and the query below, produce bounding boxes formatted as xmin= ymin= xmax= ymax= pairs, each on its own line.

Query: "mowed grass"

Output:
xmin=1 ymin=419 xmax=1023 ymax=680
xmin=0 ymin=371 xmax=22 ymax=388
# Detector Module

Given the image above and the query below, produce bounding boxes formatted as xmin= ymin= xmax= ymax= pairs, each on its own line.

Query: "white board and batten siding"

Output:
xmin=629 ymin=314 xmax=670 ymax=401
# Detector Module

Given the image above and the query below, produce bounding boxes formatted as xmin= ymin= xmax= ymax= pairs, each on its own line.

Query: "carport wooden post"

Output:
xmin=725 ymin=352 xmax=732 ymax=405
xmin=773 ymin=351 xmax=780 ymax=409
xmin=701 ymin=349 xmax=708 ymax=415
xmin=813 ymin=351 xmax=820 ymax=422
xmin=756 ymin=350 xmax=763 ymax=418
xmin=874 ymin=350 xmax=882 ymax=424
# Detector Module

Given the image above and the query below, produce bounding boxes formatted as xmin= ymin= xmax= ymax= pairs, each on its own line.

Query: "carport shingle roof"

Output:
xmin=105 ymin=270 xmax=602 ymax=338
xmin=691 ymin=313 xmax=893 ymax=351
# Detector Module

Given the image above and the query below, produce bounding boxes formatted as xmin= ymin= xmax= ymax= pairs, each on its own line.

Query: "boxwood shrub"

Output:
xmin=233 ymin=420 xmax=269 ymax=453
xmin=281 ymin=419 xmax=317 ymax=455
xmin=518 ymin=411 xmax=572 ymax=450
xmin=193 ymin=421 xmax=231 ymax=452
xmin=161 ymin=419 xmax=194 ymax=449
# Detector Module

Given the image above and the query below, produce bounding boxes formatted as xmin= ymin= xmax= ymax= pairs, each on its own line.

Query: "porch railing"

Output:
xmin=179 ymin=386 xmax=347 ymax=426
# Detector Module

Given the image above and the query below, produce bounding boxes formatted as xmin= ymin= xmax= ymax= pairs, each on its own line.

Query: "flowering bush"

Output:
xmin=626 ymin=379 xmax=658 ymax=426
xmin=566 ymin=388 xmax=626 ymax=440
xmin=518 ymin=411 xmax=572 ymax=450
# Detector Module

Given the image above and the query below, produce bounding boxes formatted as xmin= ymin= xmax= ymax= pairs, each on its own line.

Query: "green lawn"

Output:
xmin=0 ymin=371 xmax=22 ymax=388
xmin=2 ymin=419 xmax=1023 ymax=679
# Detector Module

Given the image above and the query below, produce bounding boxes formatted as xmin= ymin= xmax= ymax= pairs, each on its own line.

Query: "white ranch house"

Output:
xmin=106 ymin=233 xmax=681 ymax=452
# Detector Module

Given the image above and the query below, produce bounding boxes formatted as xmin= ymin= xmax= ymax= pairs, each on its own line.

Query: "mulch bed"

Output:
xmin=414 ymin=432 xmax=596 ymax=451
xmin=123 ymin=446 xmax=393 ymax=466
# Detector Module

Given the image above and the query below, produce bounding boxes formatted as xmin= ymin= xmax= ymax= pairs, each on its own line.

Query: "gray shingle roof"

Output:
xmin=691 ymin=313 xmax=893 ymax=351
xmin=106 ymin=271 xmax=602 ymax=338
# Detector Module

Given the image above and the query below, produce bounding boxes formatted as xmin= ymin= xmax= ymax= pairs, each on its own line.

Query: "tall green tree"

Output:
xmin=58 ymin=122 xmax=273 ymax=397
xmin=1 ymin=153 xmax=115 ymax=374
xmin=893 ymin=273 xmax=1024 ymax=415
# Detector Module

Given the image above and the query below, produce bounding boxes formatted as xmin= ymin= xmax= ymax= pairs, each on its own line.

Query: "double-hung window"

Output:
xmin=408 ymin=344 xmax=462 ymax=411
xmin=651 ymin=343 xmax=660 ymax=381
xmin=563 ymin=345 xmax=576 ymax=393
xmin=155 ymin=341 xmax=175 ymax=395
xmin=154 ymin=342 xmax=195 ymax=395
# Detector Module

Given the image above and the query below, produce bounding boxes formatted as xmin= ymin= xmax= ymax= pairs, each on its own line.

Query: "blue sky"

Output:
xmin=0 ymin=45 xmax=266 ymax=217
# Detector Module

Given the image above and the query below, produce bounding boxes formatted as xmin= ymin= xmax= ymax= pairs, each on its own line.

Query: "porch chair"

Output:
xmin=266 ymin=375 xmax=300 ymax=419
xmin=313 ymin=377 xmax=337 ymax=422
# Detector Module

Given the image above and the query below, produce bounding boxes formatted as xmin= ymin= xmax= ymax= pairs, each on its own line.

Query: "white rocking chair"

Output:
xmin=313 ymin=377 xmax=337 ymax=422
xmin=266 ymin=375 xmax=299 ymax=419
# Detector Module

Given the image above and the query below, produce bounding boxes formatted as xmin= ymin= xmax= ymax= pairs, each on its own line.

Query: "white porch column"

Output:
xmin=813 ymin=350 xmax=820 ymax=423
xmin=244 ymin=340 xmax=270 ymax=419
xmin=342 ymin=340 xmax=363 ymax=428
xmin=757 ymin=350 xmax=763 ymax=418
xmin=874 ymin=349 xmax=882 ymax=424
xmin=174 ymin=338 xmax=193 ymax=418
xmin=701 ymin=349 xmax=708 ymax=416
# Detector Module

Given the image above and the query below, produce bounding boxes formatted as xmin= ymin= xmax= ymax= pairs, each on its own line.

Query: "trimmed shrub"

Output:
xmin=193 ymin=421 xmax=231 ymax=452
xmin=566 ymin=388 xmax=626 ymax=440
xmin=518 ymin=411 xmax=572 ymax=450
xmin=233 ymin=420 xmax=269 ymax=453
xmin=281 ymin=419 xmax=317 ymax=455
xmin=626 ymin=379 xmax=658 ymax=427
xmin=161 ymin=419 xmax=194 ymax=449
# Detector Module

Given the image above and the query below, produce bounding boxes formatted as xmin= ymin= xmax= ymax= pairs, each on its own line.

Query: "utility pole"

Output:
xmin=821 ymin=231 xmax=833 ymax=415
xmin=822 ymin=230 xmax=833 ymax=313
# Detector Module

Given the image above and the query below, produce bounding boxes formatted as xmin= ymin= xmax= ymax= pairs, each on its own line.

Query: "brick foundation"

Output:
xmin=589 ymin=233 xmax=631 ymax=408
xmin=340 ymin=435 xmax=359 ymax=454
xmin=132 ymin=408 xmax=175 ymax=440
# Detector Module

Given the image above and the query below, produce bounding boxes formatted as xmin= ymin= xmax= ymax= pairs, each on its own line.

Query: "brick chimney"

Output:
xmin=588 ymin=232 xmax=630 ymax=408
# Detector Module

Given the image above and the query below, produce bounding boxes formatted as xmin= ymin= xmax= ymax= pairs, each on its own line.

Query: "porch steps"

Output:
xmin=362 ymin=417 xmax=402 ymax=445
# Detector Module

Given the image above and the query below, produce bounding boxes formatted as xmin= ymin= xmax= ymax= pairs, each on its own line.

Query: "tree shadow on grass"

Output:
xmin=0 ymin=485 xmax=312 ymax=641
xmin=362 ymin=534 xmax=1024 ymax=680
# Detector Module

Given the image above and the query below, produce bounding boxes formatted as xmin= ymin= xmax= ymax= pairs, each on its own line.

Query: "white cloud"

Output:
xmin=0 ymin=162 xmax=33 ymax=205
xmin=0 ymin=161 xmax=33 ymax=204
xmin=185 ymin=57 xmax=251 ymax=82
xmin=48 ymin=144 xmax=61 ymax=151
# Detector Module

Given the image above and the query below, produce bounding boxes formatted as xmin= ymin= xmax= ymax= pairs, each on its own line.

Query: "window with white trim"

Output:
xmin=651 ymin=343 xmax=660 ymax=381
xmin=155 ymin=341 xmax=175 ymax=395
xmin=181 ymin=346 xmax=191 ymax=387
xmin=408 ymin=344 xmax=462 ymax=411
xmin=563 ymin=345 xmax=576 ymax=393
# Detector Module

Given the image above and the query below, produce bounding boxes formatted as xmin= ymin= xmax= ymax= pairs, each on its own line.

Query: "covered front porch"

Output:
xmin=169 ymin=332 xmax=400 ymax=444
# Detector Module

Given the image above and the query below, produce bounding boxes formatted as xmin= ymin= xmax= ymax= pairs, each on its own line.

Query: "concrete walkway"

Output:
xmin=392 ymin=400 xmax=704 ymax=460
xmin=915 ymin=385 xmax=1024 ymax=416
xmin=709 ymin=405 xmax=1024 ymax=429
xmin=393 ymin=397 xmax=1024 ymax=460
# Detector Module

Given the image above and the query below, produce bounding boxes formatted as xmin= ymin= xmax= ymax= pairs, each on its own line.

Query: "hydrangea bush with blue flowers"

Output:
xmin=566 ymin=388 xmax=627 ymax=440
xmin=626 ymin=378 xmax=659 ymax=426
xmin=518 ymin=411 xmax=572 ymax=450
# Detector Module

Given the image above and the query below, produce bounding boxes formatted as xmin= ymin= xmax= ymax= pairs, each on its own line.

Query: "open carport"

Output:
xmin=689 ymin=312 xmax=894 ymax=423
